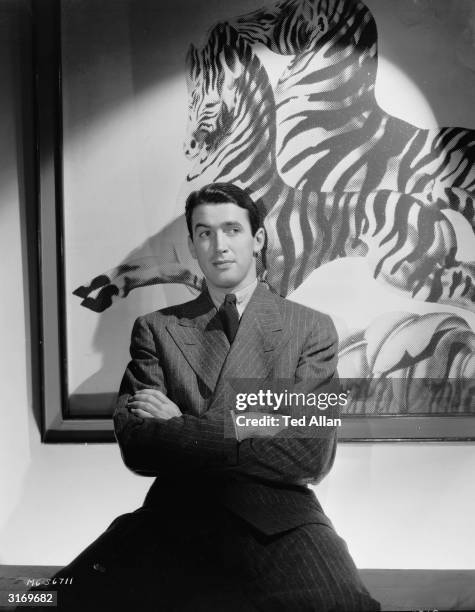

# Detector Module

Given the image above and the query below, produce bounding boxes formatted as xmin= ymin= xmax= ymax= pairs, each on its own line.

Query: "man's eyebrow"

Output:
xmin=194 ymin=221 xmax=243 ymax=231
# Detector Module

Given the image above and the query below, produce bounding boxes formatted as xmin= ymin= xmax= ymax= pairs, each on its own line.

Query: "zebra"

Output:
xmin=227 ymin=0 xmax=475 ymax=229
xmin=186 ymin=23 xmax=474 ymax=307
xmin=74 ymin=21 xmax=475 ymax=312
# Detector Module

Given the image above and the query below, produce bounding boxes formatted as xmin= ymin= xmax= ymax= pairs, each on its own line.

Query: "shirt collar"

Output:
xmin=208 ymin=279 xmax=258 ymax=313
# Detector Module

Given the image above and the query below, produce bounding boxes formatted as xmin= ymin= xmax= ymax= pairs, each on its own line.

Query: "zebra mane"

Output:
xmin=187 ymin=23 xmax=253 ymax=93
xmin=185 ymin=21 xmax=279 ymax=189
xmin=324 ymin=0 xmax=377 ymax=52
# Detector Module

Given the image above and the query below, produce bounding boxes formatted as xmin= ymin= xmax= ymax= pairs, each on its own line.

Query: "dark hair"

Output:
xmin=185 ymin=183 xmax=263 ymax=237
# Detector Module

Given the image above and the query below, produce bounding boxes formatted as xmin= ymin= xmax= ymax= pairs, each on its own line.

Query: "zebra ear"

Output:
xmin=316 ymin=14 xmax=328 ymax=34
xmin=220 ymin=47 xmax=244 ymax=111
xmin=221 ymin=47 xmax=244 ymax=82
xmin=185 ymin=44 xmax=199 ymax=85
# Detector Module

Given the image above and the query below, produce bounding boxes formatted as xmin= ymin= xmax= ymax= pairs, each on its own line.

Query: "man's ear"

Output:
xmin=253 ymin=226 xmax=266 ymax=255
xmin=188 ymin=234 xmax=197 ymax=259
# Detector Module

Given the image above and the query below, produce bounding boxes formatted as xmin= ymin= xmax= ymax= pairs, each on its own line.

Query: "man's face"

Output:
xmin=188 ymin=202 xmax=265 ymax=293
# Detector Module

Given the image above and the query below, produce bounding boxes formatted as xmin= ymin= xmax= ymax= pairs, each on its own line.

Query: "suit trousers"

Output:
xmin=29 ymin=503 xmax=380 ymax=612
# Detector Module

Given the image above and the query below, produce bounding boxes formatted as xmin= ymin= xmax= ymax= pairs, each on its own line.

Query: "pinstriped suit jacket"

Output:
xmin=114 ymin=281 xmax=339 ymax=535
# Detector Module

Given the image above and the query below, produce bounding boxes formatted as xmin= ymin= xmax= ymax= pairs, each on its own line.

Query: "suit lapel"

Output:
xmin=166 ymin=290 xmax=229 ymax=393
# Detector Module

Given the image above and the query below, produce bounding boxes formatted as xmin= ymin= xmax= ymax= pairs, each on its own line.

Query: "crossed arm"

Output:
xmin=114 ymin=315 xmax=340 ymax=485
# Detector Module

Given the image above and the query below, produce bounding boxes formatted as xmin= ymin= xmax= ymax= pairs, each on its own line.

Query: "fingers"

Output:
xmin=129 ymin=401 xmax=168 ymax=419
xmin=128 ymin=389 xmax=182 ymax=420
xmin=129 ymin=407 xmax=155 ymax=419
xmin=133 ymin=389 xmax=169 ymax=403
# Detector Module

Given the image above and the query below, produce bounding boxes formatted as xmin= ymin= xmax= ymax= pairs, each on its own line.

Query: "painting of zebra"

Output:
xmin=72 ymin=0 xmax=474 ymax=415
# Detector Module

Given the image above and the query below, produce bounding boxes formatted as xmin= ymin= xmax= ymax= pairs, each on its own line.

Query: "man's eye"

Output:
xmin=199 ymin=231 xmax=210 ymax=238
xmin=227 ymin=227 xmax=240 ymax=234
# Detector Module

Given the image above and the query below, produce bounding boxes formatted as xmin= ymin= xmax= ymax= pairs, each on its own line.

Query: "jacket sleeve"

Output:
xmin=113 ymin=316 xmax=239 ymax=476
xmin=114 ymin=313 xmax=339 ymax=485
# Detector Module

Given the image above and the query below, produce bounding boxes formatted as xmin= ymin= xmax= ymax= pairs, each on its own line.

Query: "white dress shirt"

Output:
xmin=207 ymin=279 xmax=258 ymax=319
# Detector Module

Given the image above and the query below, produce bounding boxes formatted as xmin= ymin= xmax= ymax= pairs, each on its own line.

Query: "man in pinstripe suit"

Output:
xmin=49 ymin=183 xmax=380 ymax=611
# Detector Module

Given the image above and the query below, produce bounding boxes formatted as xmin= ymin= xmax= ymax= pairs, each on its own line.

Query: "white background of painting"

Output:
xmin=1 ymin=0 xmax=475 ymax=572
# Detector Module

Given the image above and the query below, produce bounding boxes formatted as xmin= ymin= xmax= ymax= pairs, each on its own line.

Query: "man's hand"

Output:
xmin=128 ymin=389 xmax=182 ymax=420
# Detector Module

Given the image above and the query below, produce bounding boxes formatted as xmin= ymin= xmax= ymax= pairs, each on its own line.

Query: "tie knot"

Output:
xmin=224 ymin=293 xmax=237 ymax=306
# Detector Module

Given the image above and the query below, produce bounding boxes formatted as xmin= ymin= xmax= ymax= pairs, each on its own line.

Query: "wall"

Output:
xmin=1 ymin=0 xmax=475 ymax=569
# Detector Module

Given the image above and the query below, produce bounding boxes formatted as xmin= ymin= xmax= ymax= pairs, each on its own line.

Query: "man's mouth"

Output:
xmin=213 ymin=260 xmax=234 ymax=268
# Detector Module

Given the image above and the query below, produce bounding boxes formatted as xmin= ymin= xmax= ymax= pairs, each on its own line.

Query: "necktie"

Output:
xmin=219 ymin=293 xmax=240 ymax=344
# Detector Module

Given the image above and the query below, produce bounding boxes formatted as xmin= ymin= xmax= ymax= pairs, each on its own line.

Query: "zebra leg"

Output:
xmin=73 ymin=260 xmax=203 ymax=313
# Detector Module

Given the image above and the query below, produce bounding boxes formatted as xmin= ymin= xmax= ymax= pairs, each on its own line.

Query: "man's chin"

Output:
xmin=211 ymin=280 xmax=239 ymax=290
xmin=207 ymin=274 xmax=242 ymax=291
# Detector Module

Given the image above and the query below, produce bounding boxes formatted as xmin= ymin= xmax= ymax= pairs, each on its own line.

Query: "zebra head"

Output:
xmin=185 ymin=24 xmax=253 ymax=164
xmin=184 ymin=23 xmax=277 ymax=189
xmin=232 ymin=0 xmax=375 ymax=55
xmin=184 ymin=31 xmax=226 ymax=162
xmin=232 ymin=0 xmax=327 ymax=54
xmin=275 ymin=0 xmax=378 ymax=104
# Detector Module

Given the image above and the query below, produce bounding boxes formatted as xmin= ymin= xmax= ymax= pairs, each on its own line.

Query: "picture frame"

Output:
xmin=35 ymin=0 xmax=114 ymax=441
xmin=34 ymin=0 xmax=475 ymax=442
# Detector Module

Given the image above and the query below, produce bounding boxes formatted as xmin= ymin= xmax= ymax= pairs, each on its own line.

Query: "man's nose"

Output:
xmin=214 ymin=231 xmax=229 ymax=253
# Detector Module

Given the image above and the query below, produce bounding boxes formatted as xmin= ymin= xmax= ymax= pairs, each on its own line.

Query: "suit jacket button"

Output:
xmin=93 ymin=562 xmax=106 ymax=573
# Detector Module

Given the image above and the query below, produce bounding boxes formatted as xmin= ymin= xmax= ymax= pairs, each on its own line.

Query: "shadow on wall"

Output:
xmin=5 ymin=1 xmax=43 ymax=434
